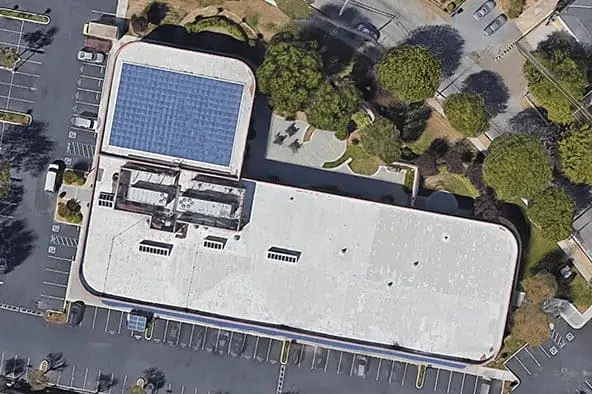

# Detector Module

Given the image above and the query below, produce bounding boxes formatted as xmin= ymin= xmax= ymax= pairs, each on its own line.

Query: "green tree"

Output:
xmin=512 ymin=303 xmax=550 ymax=346
xmin=305 ymin=79 xmax=361 ymax=132
xmin=375 ymin=45 xmax=441 ymax=102
xmin=27 ymin=369 xmax=50 ymax=391
xmin=527 ymin=186 xmax=575 ymax=242
xmin=0 ymin=160 xmax=9 ymax=199
xmin=559 ymin=125 xmax=592 ymax=185
xmin=483 ymin=134 xmax=553 ymax=200
xmin=361 ymin=118 xmax=402 ymax=163
xmin=523 ymin=50 xmax=588 ymax=124
xmin=257 ymin=40 xmax=323 ymax=114
xmin=443 ymin=92 xmax=489 ymax=137
xmin=522 ymin=272 xmax=558 ymax=303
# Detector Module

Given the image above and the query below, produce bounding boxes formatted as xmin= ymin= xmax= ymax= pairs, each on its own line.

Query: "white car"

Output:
xmin=77 ymin=50 xmax=105 ymax=64
xmin=44 ymin=163 xmax=60 ymax=193
xmin=70 ymin=115 xmax=97 ymax=131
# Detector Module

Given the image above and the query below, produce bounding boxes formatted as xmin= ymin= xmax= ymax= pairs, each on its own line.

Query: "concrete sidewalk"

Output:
xmin=561 ymin=303 xmax=592 ymax=329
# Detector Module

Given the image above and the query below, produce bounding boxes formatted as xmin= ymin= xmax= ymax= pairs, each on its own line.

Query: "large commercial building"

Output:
xmin=77 ymin=41 xmax=520 ymax=366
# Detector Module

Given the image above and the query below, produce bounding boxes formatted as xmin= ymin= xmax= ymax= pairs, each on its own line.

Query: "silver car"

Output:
xmin=472 ymin=0 xmax=496 ymax=20
xmin=484 ymin=14 xmax=507 ymax=36
xmin=77 ymin=50 xmax=105 ymax=64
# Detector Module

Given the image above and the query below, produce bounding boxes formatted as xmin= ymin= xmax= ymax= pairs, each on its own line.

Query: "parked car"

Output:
xmin=44 ymin=163 xmax=60 ymax=193
xmin=472 ymin=0 xmax=496 ymax=20
xmin=483 ymin=14 xmax=507 ymax=36
xmin=354 ymin=355 xmax=368 ymax=377
xmin=77 ymin=50 xmax=105 ymax=64
xmin=68 ymin=301 xmax=86 ymax=327
xmin=70 ymin=115 xmax=97 ymax=131
xmin=355 ymin=22 xmax=380 ymax=40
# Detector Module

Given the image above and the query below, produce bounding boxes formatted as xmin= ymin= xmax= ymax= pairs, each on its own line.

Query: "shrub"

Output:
xmin=444 ymin=149 xmax=464 ymax=174
xmin=63 ymin=170 xmax=86 ymax=186
xmin=522 ymin=272 xmax=558 ymax=303
xmin=0 ymin=47 xmax=19 ymax=69
xmin=443 ymin=92 xmax=489 ymax=137
xmin=512 ymin=303 xmax=551 ymax=346
xmin=414 ymin=152 xmax=438 ymax=177
xmin=361 ymin=118 xmax=402 ymax=163
xmin=185 ymin=16 xmax=247 ymax=41
xmin=335 ymin=130 xmax=348 ymax=140
xmin=446 ymin=2 xmax=456 ymax=12
xmin=558 ymin=125 xmax=592 ymax=185
xmin=131 ymin=14 xmax=149 ymax=33
xmin=507 ymin=0 xmax=524 ymax=18
xmin=352 ymin=111 xmax=372 ymax=130
xmin=527 ymin=186 xmax=576 ymax=242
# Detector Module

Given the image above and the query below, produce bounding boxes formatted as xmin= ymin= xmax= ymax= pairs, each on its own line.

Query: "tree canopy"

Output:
xmin=0 ymin=160 xmax=9 ymax=200
xmin=559 ymin=125 xmax=592 ymax=185
xmin=522 ymin=272 xmax=558 ymax=303
xmin=257 ymin=40 xmax=323 ymax=114
xmin=523 ymin=50 xmax=588 ymax=124
xmin=443 ymin=92 xmax=489 ymax=137
xmin=361 ymin=118 xmax=402 ymax=163
xmin=375 ymin=45 xmax=441 ymax=103
xmin=483 ymin=134 xmax=553 ymax=201
xmin=305 ymin=79 xmax=361 ymax=132
xmin=511 ymin=303 xmax=550 ymax=346
xmin=527 ymin=186 xmax=576 ymax=242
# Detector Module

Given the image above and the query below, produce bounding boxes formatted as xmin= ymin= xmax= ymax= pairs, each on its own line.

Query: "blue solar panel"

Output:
xmin=109 ymin=63 xmax=244 ymax=167
xmin=127 ymin=314 xmax=147 ymax=331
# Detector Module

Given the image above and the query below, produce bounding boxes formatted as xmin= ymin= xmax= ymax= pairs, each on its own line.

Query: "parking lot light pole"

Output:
xmin=339 ymin=0 xmax=351 ymax=16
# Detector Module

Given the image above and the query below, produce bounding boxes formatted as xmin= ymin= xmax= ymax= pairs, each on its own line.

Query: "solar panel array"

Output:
xmin=127 ymin=314 xmax=147 ymax=332
xmin=109 ymin=63 xmax=244 ymax=167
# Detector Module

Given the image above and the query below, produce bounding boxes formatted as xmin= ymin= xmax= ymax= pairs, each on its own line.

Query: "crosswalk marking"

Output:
xmin=50 ymin=234 xmax=79 ymax=248
xmin=67 ymin=141 xmax=95 ymax=159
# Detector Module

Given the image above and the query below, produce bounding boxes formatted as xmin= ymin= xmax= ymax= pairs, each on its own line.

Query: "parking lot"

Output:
xmin=504 ymin=318 xmax=592 ymax=393
xmin=74 ymin=305 xmax=504 ymax=394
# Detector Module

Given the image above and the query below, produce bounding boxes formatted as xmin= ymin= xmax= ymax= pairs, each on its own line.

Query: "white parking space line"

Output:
xmin=266 ymin=339 xmax=272 ymax=362
xmin=524 ymin=347 xmax=542 ymax=368
xmin=0 ymin=40 xmax=44 ymax=52
xmin=21 ymin=59 xmax=42 ymax=65
xmin=70 ymin=365 xmax=76 ymax=386
xmin=447 ymin=371 xmax=452 ymax=392
xmin=74 ymin=100 xmax=99 ymax=107
xmin=252 ymin=336 xmax=258 ymax=359
xmin=80 ymin=75 xmax=103 ymax=81
xmin=120 ymin=375 xmax=128 ymax=394
xmin=514 ymin=355 xmax=532 ymax=376
xmin=104 ymin=309 xmax=111 ymax=332
xmin=188 ymin=325 xmax=195 ymax=348
xmin=323 ymin=349 xmax=330 ymax=372
xmin=472 ymin=378 xmax=479 ymax=394
xmin=376 ymin=359 xmax=382 ymax=381
xmin=42 ymin=281 xmax=67 ymax=288
xmin=118 ymin=312 xmax=123 ymax=334
xmin=40 ymin=294 xmax=65 ymax=301
xmin=401 ymin=363 xmax=408 ymax=385
xmin=0 ymin=81 xmax=36 ymax=90
xmin=91 ymin=307 xmax=98 ymax=330
xmin=539 ymin=346 xmax=551 ymax=358
xmin=44 ymin=267 xmax=69 ymax=275
xmin=91 ymin=9 xmax=117 ymax=16
xmin=14 ymin=71 xmax=39 ymax=78
xmin=586 ymin=379 xmax=592 ymax=390
xmin=434 ymin=369 xmax=439 ymax=391
xmin=388 ymin=360 xmax=395 ymax=383
xmin=460 ymin=373 xmax=466 ymax=392
xmin=337 ymin=352 xmax=343 ymax=374
xmin=48 ymin=255 xmax=72 ymax=262
xmin=77 ymin=87 xmax=101 ymax=94
xmin=82 ymin=368 xmax=89 ymax=389
xmin=0 ymin=27 xmax=21 ymax=34
xmin=0 ymin=94 xmax=34 ymax=104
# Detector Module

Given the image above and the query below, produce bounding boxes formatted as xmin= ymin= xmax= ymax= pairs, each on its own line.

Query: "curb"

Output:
xmin=0 ymin=8 xmax=50 ymax=24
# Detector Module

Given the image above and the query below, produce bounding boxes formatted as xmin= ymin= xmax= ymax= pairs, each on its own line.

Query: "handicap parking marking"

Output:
xmin=551 ymin=330 xmax=567 ymax=348
xmin=50 ymin=234 xmax=79 ymax=248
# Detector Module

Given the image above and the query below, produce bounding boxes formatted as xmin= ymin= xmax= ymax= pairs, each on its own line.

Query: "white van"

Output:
xmin=44 ymin=164 xmax=60 ymax=192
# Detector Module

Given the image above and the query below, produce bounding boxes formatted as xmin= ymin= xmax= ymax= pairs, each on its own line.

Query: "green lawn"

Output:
xmin=571 ymin=274 xmax=592 ymax=312
xmin=423 ymin=173 xmax=480 ymax=198
xmin=523 ymin=225 xmax=560 ymax=278
xmin=322 ymin=144 xmax=382 ymax=176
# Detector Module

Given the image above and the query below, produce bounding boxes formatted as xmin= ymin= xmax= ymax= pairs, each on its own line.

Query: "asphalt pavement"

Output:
xmin=0 ymin=0 xmax=113 ymax=311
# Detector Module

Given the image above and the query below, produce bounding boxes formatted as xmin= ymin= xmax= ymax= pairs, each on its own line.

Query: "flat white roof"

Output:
xmin=101 ymin=42 xmax=255 ymax=177
xmin=81 ymin=155 xmax=519 ymax=362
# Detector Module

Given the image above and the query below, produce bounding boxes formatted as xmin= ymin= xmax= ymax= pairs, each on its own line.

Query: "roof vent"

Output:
xmin=203 ymin=236 xmax=227 ymax=250
xmin=98 ymin=192 xmax=115 ymax=208
xmin=139 ymin=240 xmax=172 ymax=256
xmin=267 ymin=247 xmax=301 ymax=263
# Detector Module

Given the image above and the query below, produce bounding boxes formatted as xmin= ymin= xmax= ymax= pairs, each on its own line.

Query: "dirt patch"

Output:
xmin=128 ymin=0 xmax=290 ymax=40
xmin=406 ymin=111 xmax=463 ymax=153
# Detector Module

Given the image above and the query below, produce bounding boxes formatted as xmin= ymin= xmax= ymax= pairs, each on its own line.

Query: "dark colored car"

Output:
xmin=68 ymin=301 xmax=85 ymax=327
xmin=355 ymin=22 xmax=380 ymax=40
xmin=484 ymin=14 xmax=507 ymax=36
xmin=472 ymin=0 xmax=496 ymax=21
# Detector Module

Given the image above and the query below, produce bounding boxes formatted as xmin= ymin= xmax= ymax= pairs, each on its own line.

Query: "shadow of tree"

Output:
xmin=1 ymin=121 xmax=54 ymax=176
xmin=144 ymin=25 xmax=265 ymax=68
xmin=46 ymin=352 xmax=68 ymax=372
xmin=531 ymin=249 xmax=573 ymax=300
xmin=316 ymin=3 xmax=370 ymax=24
xmin=97 ymin=373 xmax=118 ymax=393
xmin=462 ymin=70 xmax=509 ymax=118
xmin=3 ymin=357 xmax=27 ymax=378
xmin=373 ymin=101 xmax=432 ymax=142
xmin=299 ymin=23 xmax=356 ymax=76
xmin=22 ymin=26 xmax=58 ymax=53
xmin=142 ymin=368 xmax=165 ymax=390
xmin=0 ymin=180 xmax=24 ymax=217
xmin=0 ymin=219 xmax=36 ymax=273
xmin=351 ymin=55 xmax=377 ymax=100
xmin=508 ymin=108 xmax=560 ymax=164
xmin=404 ymin=25 xmax=465 ymax=78
xmin=146 ymin=2 xmax=169 ymax=25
